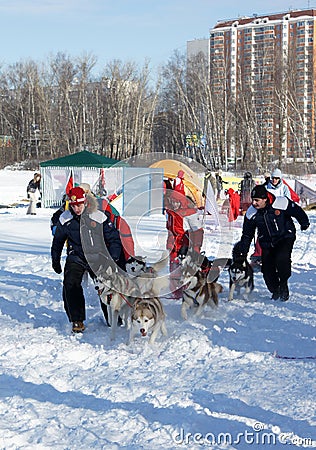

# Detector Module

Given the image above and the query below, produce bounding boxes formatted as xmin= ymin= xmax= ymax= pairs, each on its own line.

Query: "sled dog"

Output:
xmin=94 ymin=269 xmax=136 ymax=341
xmin=180 ymin=250 xmax=223 ymax=320
xmin=125 ymin=252 xmax=169 ymax=297
xmin=95 ymin=252 xmax=168 ymax=341
xmin=228 ymin=243 xmax=254 ymax=301
xmin=125 ymin=255 xmax=163 ymax=276
xmin=126 ymin=252 xmax=169 ymax=297
xmin=129 ymin=297 xmax=167 ymax=344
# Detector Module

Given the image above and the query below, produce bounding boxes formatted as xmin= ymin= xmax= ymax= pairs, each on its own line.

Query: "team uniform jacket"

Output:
xmin=239 ymin=196 xmax=310 ymax=254
xmin=51 ymin=207 xmax=122 ymax=270
xmin=166 ymin=202 xmax=203 ymax=257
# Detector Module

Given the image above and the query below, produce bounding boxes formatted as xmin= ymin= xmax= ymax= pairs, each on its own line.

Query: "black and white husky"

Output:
xmin=126 ymin=253 xmax=168 ymax=277
xmin=228 ymin=243 xmax=254 ymax=301
xmin=125 ymin=252 xmax=169 ymax=298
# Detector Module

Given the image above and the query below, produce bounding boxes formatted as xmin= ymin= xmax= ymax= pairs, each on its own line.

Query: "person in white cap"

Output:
xmin=266 ymin=168 xmax=291 ymax=198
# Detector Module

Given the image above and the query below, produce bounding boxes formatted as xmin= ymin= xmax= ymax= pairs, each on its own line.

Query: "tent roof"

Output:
xmin=40 ymin=150 xmax=121 ymax=168
xmin=150 ymin=159 xmax=203 ymax=207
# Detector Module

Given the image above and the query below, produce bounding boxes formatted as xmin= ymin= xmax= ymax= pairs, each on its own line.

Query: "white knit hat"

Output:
xmin=271 ymin=168 xmax=282 ymax=179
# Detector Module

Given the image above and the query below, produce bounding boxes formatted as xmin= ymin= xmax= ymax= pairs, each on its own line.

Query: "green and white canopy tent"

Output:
xmin=40 ymin=150 xmax=123 ymax=207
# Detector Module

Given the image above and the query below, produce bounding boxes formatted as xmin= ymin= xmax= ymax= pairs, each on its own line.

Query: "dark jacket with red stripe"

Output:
xmin=51 ymin=198 xmax=123 ymax=272
xmin=239 ymin=196 xmax=309 ymax=254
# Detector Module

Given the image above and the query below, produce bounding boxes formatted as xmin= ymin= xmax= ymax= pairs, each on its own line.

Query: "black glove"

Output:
xmin=301 ymin=224 xmax=310 ymax=231
xmin=52 ymin=261 xmax=62 ymax=274
xmin=233 ymin=241 xmax=247 ymax=260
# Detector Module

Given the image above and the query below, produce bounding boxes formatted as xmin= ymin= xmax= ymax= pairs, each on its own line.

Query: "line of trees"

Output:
xmin=0 ymin=51 xmax=314 ymax=174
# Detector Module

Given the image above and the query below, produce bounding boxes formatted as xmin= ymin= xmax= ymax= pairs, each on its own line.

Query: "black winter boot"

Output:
xmin=271 ymin=288 xmax=280 ymax=300
xmin=280 ymin=282 xmax=289 ymax=302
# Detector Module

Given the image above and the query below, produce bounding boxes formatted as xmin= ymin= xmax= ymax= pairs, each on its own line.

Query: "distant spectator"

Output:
xmin=266 ymin=168 xmax=291 ymax=198
xmin=215 ymin=171 xmax=228 ymax=201
xmin=26 ymin=173 xmax=41 ymax=215
xmin=239 ymin=171 xmax=256 ymax=213
xmin=173 ymin=170 xmax=185 ymax=196
xmin=163 ymin=178 xmax=173 ymax=211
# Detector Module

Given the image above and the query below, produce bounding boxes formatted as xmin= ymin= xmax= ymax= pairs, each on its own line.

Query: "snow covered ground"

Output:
xmin=0 ymin=169 xmax=315 ymax=449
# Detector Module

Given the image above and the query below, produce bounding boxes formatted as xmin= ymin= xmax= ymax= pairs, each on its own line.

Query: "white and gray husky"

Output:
xmin=94 ymin=268 xmax=134 ymax=341
xmin=129 ymin=297 xmax=167 ymax=344
xmin=95 ymin=252 xmax=168 ymax=341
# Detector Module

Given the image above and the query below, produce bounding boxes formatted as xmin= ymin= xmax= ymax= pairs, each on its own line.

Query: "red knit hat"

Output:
xmin=177 ymin=170 xmax=185 ymax=179
xmin=69 ymin=187 xmax=86 ymax=205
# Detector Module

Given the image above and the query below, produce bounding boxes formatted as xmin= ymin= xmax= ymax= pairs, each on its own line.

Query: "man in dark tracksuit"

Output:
xmin=238 ymin=184 xmax=310 ymax=301
xmin=51 ymin=186 xmax=123 ymax=333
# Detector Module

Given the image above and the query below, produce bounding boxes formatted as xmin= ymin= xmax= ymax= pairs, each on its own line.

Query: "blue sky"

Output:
xmin=0 ymin=0 xmax=313 ymax=76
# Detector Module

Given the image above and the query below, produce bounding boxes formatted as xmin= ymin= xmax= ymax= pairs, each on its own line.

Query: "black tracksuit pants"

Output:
xmin=63 ymin=260 xmax=91 ymax=322
xmin=261 ymin=238 xmax=295 ymax=294
xmin=63 ymin=259 xmax=124 ymax=324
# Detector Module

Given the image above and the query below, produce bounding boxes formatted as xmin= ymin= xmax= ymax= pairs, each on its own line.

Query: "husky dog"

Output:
xmin=125 ymin=252 xmax=169 ymax=298
xmin=125 ymin=255 xmax=149 ymax=275
xmin=228 ymin=242 xmax=254 ymax=301
xmin=95 ymin=252 xmax=168 ymax=341
xmin=180 ymin=249 xmax=223 ymax=320
xmin=94 ymin=272 xmax=132 ymax=340
xmin=126 ymin=253 xmax=169 ymax=277
xmin=129 ymin=297 xmax=167 ymax=344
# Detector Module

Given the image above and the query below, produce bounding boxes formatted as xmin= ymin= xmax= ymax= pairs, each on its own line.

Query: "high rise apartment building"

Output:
xmin=209 ymin=9 xmax=316 ymax=164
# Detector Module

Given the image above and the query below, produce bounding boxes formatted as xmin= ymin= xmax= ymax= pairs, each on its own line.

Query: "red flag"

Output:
xmin=283 ymin=180 xmax=300 ymax=203
xmin=65 ymin=170 xmax=73 ymax=195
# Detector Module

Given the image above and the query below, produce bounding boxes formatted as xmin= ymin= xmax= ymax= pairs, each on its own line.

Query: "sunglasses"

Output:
xmin=272 ymin=177 xmax=280 ymax=180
